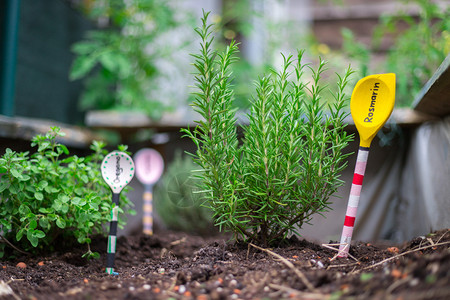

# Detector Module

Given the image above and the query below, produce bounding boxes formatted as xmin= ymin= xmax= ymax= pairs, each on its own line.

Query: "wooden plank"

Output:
xmin=86 ymin=107 xmax=435 ymax=137
xmin=389 ymin=108 xmax=438 ymax=127
xmin=312 ymin=0 xmax=449 ymax=21
xmin=413 ymin=54 xmax=450 ymax=117
xmin=0 ymin=115 xmax=98 ymax=148
xmin=85 ymin=109 xmax=198 ymax=132
xmin=312 ymin=2 xmax=418 ymax=21
xmin=342 ymin=107 xmax=437 ymax=132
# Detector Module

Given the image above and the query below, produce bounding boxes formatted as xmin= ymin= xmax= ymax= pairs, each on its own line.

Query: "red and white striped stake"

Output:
xmin=338 ymin=147 xmax=369 ymax=256
xmin=337 ymin=73 xmax=395 ymax=258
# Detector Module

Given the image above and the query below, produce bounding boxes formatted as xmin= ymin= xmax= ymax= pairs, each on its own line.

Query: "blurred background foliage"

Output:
xmin=153 ymin=151 xmax=215 ymax=235
xmin=70 ymin=0 xmax=191 ymax=120
xmin=339 ymin=0 xmax=449 ymax=106
xmin=71 ymin=0 xmax=449 ymax=117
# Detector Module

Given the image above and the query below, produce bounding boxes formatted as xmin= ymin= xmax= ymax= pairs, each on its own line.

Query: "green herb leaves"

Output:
xmin=0 ymin=127 xmax=133 ymax=258
xmin=183 ymin=11 xmax=354 ymax=246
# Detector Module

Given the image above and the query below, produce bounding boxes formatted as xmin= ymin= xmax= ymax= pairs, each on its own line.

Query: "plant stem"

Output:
xmin=0 ymin=235 xmax=31 ymax=255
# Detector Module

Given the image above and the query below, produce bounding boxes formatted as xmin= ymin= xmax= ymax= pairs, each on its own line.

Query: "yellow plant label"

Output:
xmin=350 ymin=73 xmax=396 ymax=147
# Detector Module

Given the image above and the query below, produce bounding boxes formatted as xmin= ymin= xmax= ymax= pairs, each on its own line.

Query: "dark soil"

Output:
xmin=1 ymin=229 xmax=449 ymax=300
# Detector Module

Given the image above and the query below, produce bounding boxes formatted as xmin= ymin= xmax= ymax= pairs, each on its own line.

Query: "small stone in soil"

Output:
xmin=178 ymin=285 xmax=186 ymax=294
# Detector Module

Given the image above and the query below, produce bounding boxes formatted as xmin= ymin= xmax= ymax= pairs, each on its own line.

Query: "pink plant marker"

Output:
xmin=338 ymin=73 xmax=396 ymax=257
xmin=134 ymin=148 xmax=164 ymax=235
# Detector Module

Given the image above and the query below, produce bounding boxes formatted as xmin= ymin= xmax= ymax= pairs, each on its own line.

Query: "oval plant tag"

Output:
xmin=134 ymin=148 xmax=164 ymax=185
xmin=101 ymin=151 xmax=135 ymax=193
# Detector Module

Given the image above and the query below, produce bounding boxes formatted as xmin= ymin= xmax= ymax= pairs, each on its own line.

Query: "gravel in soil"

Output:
xmin=0 ymin=229 xmax=449 ymax=300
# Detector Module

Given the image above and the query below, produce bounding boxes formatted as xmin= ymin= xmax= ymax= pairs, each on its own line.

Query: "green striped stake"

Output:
xmin=101 ymin=151 xmax=135 ymax=275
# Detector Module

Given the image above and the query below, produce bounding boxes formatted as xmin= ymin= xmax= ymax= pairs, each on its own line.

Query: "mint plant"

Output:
xmin=183 ymin=12 xmax=353 ymax=246
xmin=0 ymin=127 xmax=134 ymax=258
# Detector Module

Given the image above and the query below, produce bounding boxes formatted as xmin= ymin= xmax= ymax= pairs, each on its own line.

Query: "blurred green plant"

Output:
xmin=0 ymin=127 xmax=134 ymax=258
xmin=183 ymin=12 xmax=353 ymax=246
xmin=70 ymin=0 xmax=181 ymax=119
xmin=210 ymin=0 xmax=273 ymax=110
xmin=154 ymin=151 xmax=214 ymax=236
xmin=342 ymin=0 xmax=450 ymax=106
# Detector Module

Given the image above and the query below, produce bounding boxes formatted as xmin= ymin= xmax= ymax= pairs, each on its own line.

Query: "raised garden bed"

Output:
xmin=1 ymin=228 xmax=449 ymax=299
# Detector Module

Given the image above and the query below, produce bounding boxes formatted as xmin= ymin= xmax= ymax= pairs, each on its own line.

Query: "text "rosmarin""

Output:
xmin=364 ymin=82 xmax=380 ymax=123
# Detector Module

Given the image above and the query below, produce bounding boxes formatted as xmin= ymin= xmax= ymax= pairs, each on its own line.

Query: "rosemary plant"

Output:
xmin=183 ymin=12 xmax=353 ymax=246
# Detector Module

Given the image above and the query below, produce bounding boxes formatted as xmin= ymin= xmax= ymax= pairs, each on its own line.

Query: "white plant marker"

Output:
xmin=134 ymin=148 xmax=164 ymax=235
xmin=101 ymin=151 xmax=135 ymax=274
